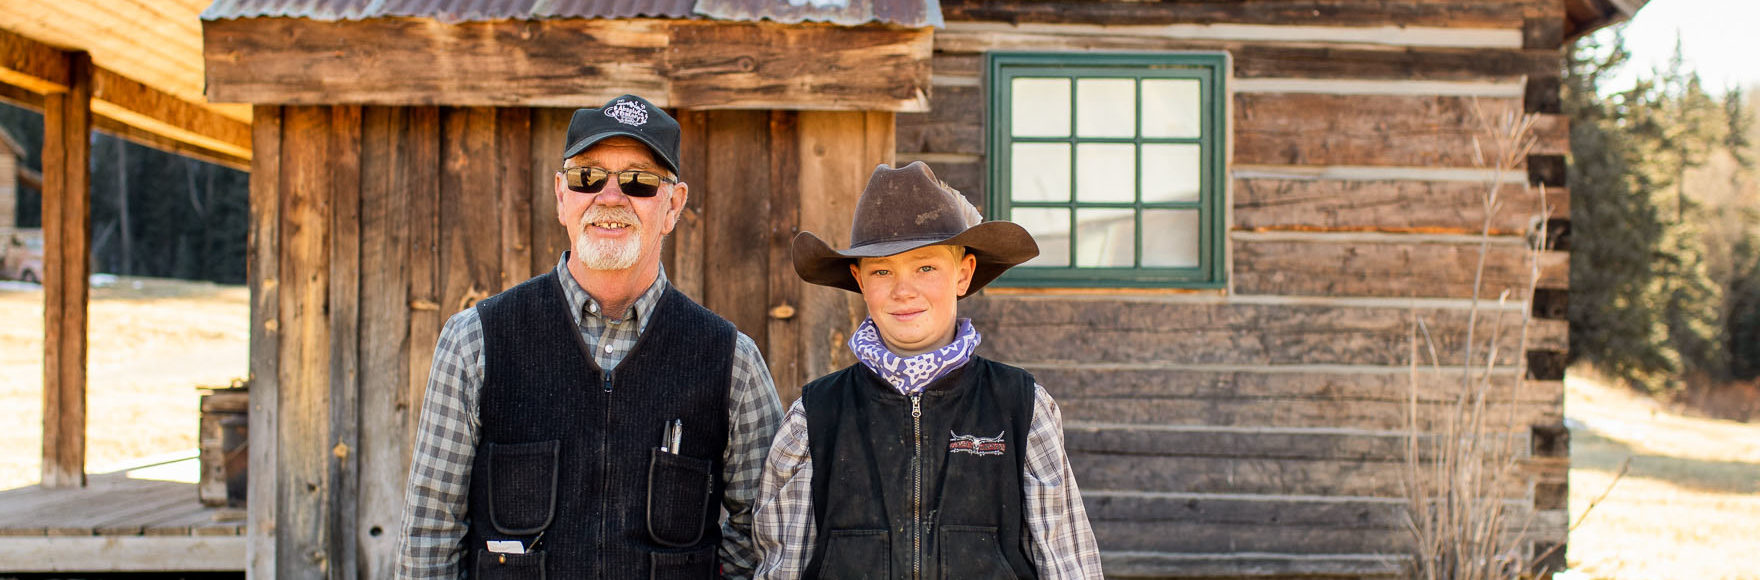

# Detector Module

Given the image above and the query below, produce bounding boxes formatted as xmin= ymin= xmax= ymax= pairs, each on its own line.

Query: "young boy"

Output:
xmin=753 ymin=162 xmax=1102 ymax=579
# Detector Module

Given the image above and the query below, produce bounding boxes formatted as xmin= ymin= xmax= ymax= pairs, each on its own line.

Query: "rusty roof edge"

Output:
xmin=199 ymin=0 xmax=940 ymax=26
xmin=1566 ymin=0 xmax=1652 ymax=41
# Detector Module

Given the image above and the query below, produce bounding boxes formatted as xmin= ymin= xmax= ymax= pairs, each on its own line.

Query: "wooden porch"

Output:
xmin=0 ymin=454 xmax=245 ymax=572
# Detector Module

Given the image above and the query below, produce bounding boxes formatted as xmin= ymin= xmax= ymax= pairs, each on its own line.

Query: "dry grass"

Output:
xmin=0 ymin=277 xmax=249 ymax=491
xmin=1565 ymin=366 xmax=1760 ymax=579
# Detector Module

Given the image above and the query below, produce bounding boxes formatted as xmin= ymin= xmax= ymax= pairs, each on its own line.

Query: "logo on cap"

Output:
xmin=604 ymin=99 xmax=649 ymax=126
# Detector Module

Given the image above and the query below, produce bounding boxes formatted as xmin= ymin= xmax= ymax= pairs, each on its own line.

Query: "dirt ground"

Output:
xmin=1 ymin=279 xmax=1757 ymax=577
xmin=0 ymin=277 xmax=248 ymax=490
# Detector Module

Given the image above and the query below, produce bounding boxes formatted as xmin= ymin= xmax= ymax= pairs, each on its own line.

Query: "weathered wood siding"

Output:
xmin=900 ymin=1 xmax=1572 ymax=576
xmin=247 ymin=104 xmax=887 ymax=577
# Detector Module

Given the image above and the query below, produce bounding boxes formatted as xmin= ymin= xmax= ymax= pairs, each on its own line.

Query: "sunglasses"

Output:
xmin=561 ymin=167 xmax=677 ymax=198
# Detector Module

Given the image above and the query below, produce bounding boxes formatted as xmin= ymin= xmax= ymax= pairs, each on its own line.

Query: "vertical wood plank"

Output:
xmin=278 ymin=105 xmax=332 ymax=580
xmin=355 ymin=106 xmax=412 ymax=579
xmin=497 ymin=107 xmax=533 ymax=289
xmin=40 ymin=51 xmax=91 ymax=489
xmin=794 ymin=111 xmax=875 ymax=389
xmin=247 ymin=104 xmax=284 ymax=580
xmin=439 ymin=107 xmax=501 ymax=318
xmin=669 ymin=109 xmax=708 ymax=301
xmin=766 ymin=110 xmax=804 ymax=403
xmin=528 ymin=108 xmax=571 ymax=275
xmin=404 ymin=106 xmax=442 ymax=442
xmin=326 ymin=105 xmax=362 ymax=580
xmin=703 ymin=110 xmax=772 ymax=346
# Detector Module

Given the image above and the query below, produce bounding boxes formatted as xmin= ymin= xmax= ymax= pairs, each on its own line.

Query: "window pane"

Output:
xmin=1075 ymin=209 xmax=1136 ymax=267
xmin=1076 ymin=78 xmax=1135 ymax=138
xmin=1141 ymin=144 xmax=1202 ymax=203
xmin=1011 ymin=143 xmax=1071 ymax=203
xmin=1142 ymin=209 xmax=1201 ymax=267
xmin=1012 ymin=208 xmax=1070 ymax=267
xmin=1142 ymin=79 xmax=1202 ymax=138
xmin=1012 ymin=78 xmax=1071 ymax=137
xmin=1075 ymin=143 xmax=1136 ymax=203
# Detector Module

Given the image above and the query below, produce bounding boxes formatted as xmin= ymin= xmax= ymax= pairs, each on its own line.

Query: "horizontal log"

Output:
xmin=204 ymin=18 xmax=931 ymax=111
xmin=1231 ymin=235 xmax=1569 ymax=299
xmin=1059 ymin=397 xmax=1559 ymax=431
xmin=963 ymin=296 xmax=1567 ymax=367
xmin=1065 ymin=427 xmax=1539 ymax=462
xmin=898 ymin=89 xmax=1566 ymax=170
xmin=1235 ymin=94 xmax=1567 ymax=167
xmin=1100 ymin=551 xmax=1406 ymax=578
xmin=935 ymin=33 xmax=1560 ymax=82
xmin=1032 ymin=365 xmax=1560 ymax=404
xmin=1070 ymin=453 xmax=1531 ymax=499
xmin=939 ymin=0 xmax=1541 ymax=28
xmin=1235 ymin=178 xmax=1567 ymax=234
xmin=667 ymin=22 xmax=930 ymax=111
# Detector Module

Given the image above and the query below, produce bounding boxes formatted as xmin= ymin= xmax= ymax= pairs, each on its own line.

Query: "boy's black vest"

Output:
xmin=801 ymin=357 xmax=1040 ymax=580
xmin=465 ymin=272 xmax=736 ymax=579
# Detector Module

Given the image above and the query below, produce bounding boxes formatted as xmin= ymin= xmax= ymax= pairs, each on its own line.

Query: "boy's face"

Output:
xmin=849 ymin=245 xmax=977 ymax=357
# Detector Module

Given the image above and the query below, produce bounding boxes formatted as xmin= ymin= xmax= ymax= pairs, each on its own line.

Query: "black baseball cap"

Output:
xmin=562 ymin=94 xmax=681 ymax=178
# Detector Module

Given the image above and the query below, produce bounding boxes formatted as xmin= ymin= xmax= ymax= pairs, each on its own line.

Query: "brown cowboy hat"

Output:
xmin=792 ymin=161 xmax=1039 ymax=296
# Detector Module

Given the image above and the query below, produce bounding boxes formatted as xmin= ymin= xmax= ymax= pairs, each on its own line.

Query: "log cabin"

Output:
xmin=3 ymin=0 xmax=1647 ymax=576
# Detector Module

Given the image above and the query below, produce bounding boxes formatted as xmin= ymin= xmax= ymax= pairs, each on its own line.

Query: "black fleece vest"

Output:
xmin=465 ymin=272 xmax=736 ymax=579
xmin=801 ymin=357 xmax=1039 ymax=580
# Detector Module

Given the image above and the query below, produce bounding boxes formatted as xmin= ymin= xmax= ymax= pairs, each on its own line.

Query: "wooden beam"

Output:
xmin=90 ymin=68 xmax=253 ymax=161
xmin=245 ymin=104 xmax=283 ymax=579
xmin=3 ymin=26 xmax=252 ymax=166
xmin=0 ymin=26 xmax=70 ymax=94
xmin=40 ymin=51 xmax=92 ymax=489
xmin=202 ymin=18 xmax=932 ymax=112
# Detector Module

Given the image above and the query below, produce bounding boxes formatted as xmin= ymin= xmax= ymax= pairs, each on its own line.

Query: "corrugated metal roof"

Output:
xmin=201 ymin=0 xmax=940 ymax=26
xmin=694 ymin=0 xmax=940 ymax=28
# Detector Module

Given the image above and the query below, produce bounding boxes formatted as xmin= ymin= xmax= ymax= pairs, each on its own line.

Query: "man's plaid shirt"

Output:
xmin=752 ymin=382 xmax=1105 ymax=579
xmin=394 ymin=254 xmax=783 ymax=579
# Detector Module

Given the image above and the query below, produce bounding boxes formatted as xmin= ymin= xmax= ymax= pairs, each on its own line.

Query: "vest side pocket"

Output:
xmin=486 ymin=439 xmax=560 ymax=535
xmin=649 ymin=543 xmax=716 ymax=580
xmin=474 ymin=548 xmax=546 ymax=580
xmin=646 ymin=448 xmax=713 ymax=547
xmin=818 ymin=528 xmax=890 ymax=579
xmin=937 ymin=525 xmax=1016 ymax=579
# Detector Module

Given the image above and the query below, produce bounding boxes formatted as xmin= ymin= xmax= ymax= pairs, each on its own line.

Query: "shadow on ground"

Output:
xmin=1571 ymin=425 xmax=1760 ymax=495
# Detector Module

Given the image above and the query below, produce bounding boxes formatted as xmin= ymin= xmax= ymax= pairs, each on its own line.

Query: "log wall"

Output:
xmin=899 ymin=1 xmax=1573 ymax=576
xmin=247 ymin=105 xmax=887 ymax=578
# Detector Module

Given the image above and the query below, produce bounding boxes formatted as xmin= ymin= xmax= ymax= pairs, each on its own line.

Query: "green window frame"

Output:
xmin=986 ymin=52 xmax=1228 ymax=288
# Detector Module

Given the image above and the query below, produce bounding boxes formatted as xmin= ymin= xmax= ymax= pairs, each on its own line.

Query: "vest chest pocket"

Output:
xmin=485 ymin=440 xmax=560 ymax=535
xmin=937 ymin=525 xmax=1017 ymax=579
xmin=474 ymin=548 xmax=545 ymax=580
xmin=647 ymin=448 xmax=713 ymax=547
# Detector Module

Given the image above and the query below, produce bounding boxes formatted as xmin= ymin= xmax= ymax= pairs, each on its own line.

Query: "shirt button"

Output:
xmin=589 ymin=303 xmax=599 ymax=314
xmin=604 ymin=344 xmax=613 ymax=354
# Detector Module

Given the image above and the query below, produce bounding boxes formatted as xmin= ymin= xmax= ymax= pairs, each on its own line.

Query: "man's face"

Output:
xmin=849 ymin=245 xmax=977 ymax=357
xmin=555 ymin=137 xmax=687 ymax=272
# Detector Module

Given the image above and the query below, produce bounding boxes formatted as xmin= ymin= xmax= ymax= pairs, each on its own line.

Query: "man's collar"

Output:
xmin=554 ymin=251 xmax=669 ymax=332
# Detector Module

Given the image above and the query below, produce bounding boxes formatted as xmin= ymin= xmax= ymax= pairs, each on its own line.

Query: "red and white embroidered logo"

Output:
xmin=949 ymin=431 xmax=1006 ymax=456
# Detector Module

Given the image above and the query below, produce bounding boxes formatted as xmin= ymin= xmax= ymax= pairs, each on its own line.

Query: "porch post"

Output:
xmin=40 ymin=51 xmax=91 ymax=489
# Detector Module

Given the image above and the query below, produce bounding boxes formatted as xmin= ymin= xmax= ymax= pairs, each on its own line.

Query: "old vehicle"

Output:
xmin=1 ymin=229 xmax=43 ymax=283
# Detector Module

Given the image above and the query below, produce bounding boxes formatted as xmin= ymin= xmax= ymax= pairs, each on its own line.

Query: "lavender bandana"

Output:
xmin=849 ymin=317 xmax=982 ymax=396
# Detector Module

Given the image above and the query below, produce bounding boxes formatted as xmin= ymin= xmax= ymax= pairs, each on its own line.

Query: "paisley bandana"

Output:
xmin=848 ymin=317 xmax=982 ymax=396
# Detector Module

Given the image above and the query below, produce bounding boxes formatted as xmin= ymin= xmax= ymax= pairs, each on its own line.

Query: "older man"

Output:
xmin=396 ymin=94 xmax=783 ymax=579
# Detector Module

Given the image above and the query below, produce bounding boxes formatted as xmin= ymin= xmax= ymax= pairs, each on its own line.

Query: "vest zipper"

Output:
xmin=598 ymin=370 xmax=613 ymax=577
xmin=910 ymin=394 xmax=923 ymax=580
